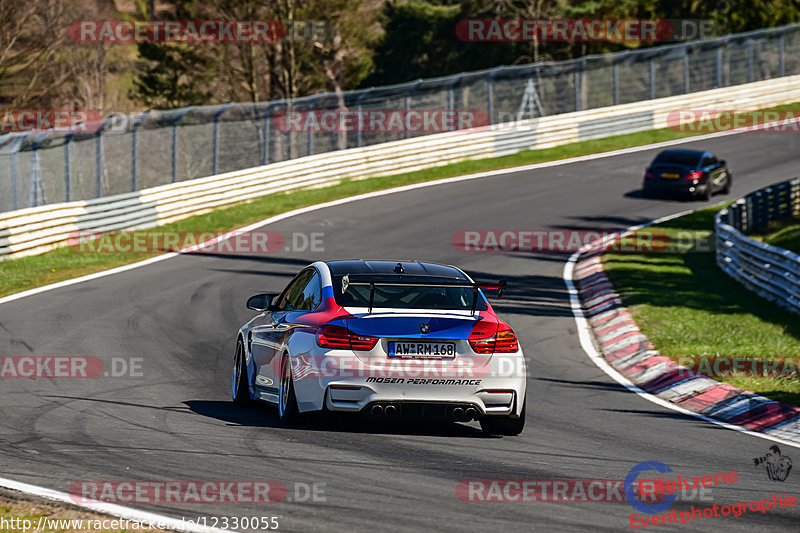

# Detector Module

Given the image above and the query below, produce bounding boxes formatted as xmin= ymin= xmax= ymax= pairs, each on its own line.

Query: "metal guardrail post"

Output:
xmin=574 ymin=59 xmax=582 ymax=111
xmin=612 ymin=60 xmax=619 ymax=105
xmin=649 ymin=58 xmax=656 ymax=99
xmin=747 ymin=39 xmax=754 ymax=82
xmin=212 ymin=103 xmax=232 ymax=175
xmin=715 ymin=45 xmax=723 ymax=88
xmin=261 ymin=100 xmax=284 ymax=166
xmin=779 ymin=31 xmax=785 ymax=77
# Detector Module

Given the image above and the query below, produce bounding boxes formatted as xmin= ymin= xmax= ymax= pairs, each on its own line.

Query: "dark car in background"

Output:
xmin=642 ymin=149 xmax=732 ymax=200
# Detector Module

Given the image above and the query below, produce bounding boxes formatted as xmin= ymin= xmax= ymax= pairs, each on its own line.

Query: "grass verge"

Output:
xmin=0 ymin=492 xmax=161 ymax=532
xmin=3 ymin=101 xmax=800 ymax=299
xmin=603 ymin=207 xmax=800 ymax=406
xmin=752 ymin=217 xmax=800 ymax=253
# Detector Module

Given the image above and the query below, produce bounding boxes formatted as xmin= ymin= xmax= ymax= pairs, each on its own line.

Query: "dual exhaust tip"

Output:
xmin=370 ymin=404 xmax=397 ymax=416
xmin=369 ymin=404 xmax=478 ymax=421
xmin=452 ymin=406 xmax=478 ymax=421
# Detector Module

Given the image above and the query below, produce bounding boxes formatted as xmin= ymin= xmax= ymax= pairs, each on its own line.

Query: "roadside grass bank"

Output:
xmin=752 ymin=217 xmax=800 ymax=253
xmin=0 ymin=493 xmax=161 ymax=533
xmin=3 ymin=102 xmax=800 ymax=299
xmin=603 ymin=207 xmax=800 ymax=406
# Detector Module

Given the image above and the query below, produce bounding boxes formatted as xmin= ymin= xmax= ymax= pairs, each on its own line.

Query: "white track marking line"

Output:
xmin=0 ymin=477 xmax=229 ymax=533
xmin=563 ymin=210 xmax=800 ymax=449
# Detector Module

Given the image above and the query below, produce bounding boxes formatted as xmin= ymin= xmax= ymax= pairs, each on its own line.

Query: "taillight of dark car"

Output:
xmin=316 ymin=325 xmax=378 ymax=351
xmin=645 ymin=170 xmax=656 ymax=180
xmin=684 ymin=171 xmax=702 ymax=182
xmin=468 ymin=320 xmax=519 ymax=354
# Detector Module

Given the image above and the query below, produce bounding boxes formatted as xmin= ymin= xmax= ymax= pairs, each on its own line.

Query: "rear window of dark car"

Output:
xmin=652 ymin=152 xmax=702 ymax=167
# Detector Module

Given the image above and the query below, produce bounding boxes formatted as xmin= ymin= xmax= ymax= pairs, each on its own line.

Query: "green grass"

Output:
xmin=3 ymin=100 xmax=800 ymax=299
xmin=753 ymin=217 xmax=800 ymax=253
xmin=603 ymin=207 xmax=800 ymax=405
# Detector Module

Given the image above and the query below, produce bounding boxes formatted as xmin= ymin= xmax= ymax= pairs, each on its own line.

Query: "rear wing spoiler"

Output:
xmin=341 ymin=274 xmax=506 ymax=314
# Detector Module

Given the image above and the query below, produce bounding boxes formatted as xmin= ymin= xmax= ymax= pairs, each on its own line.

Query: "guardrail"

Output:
xmin=716 ymin=177 xmax=800 ymax=314
xmin=3 ymin=74 xmax=800 ymax=260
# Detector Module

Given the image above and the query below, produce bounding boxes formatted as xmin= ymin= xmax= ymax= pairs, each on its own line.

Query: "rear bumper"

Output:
xmin=323 ymin=373 xmax=526 ymax=417
xmin=643 ymin=180 xmax=709 ymax=197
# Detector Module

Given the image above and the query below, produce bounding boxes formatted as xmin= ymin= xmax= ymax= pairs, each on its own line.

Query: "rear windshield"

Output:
xmin=653 ymin=152 xmax=702 ymax=167
xmin=331 ymin=276 xmax=488 ymax=311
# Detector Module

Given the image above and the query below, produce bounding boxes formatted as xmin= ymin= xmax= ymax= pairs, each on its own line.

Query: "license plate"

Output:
xmin=661 ymin=172 xmax=680 ymax=179
xmin=388 ymin=341 xmax=456 ymax=358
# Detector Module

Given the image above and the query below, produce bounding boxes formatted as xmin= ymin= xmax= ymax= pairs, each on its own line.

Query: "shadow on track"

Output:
xmin=185 ymin=400 xmax=495 ymax=438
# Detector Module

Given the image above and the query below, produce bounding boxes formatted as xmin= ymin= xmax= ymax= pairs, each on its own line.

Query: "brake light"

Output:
xmin=468 ymin=320 xmax=518 ymax=354
xmin=495 ymin=324 xmax=519 ymax=352
xmin=645 ymin=171 xmax=656 ymax=180
xmin=684 ymin=171 xmax=702 ymax=182
xmin=316 ymin=325 xmax=378 ymax=351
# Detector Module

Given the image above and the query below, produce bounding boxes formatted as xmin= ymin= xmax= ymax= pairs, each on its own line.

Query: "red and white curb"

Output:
xmin=564 ymin=212 xmax=800 ymax=448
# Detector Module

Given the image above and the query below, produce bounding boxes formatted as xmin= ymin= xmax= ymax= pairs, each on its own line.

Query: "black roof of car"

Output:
xmin=325 ymin=260 xmax=468 ymax=280
xmin=656 ymin=149 xmax=708 ymax=157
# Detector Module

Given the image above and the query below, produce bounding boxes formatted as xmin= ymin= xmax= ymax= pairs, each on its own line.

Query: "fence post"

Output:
xmin=487 ymin=67 xmax=501 ymax=123
xmin=261 ymin=101 xmax=281 ymax=166
xmin=747 ymin=39 xmax=754 ymax=82
xmin=95 ymin=129 xmax=103 ymax=197
xmin=649 ymin=58 xmax=656 ymax=99
xmin=574 ymin=60 xmax=582 ymax=111
xmin=612 ymin=59 xmax=619 ymax=105
xmin=131 ymin=111 xmax=149 ymax=192
xmin=64 ymin=134 xmax=72 ymax=202
xmin=30 ymin=142 xmax=47 ymax=207
xmin=171 ymin=119 xmax=178 ymax=183
xmin=403 ymin=81 xmax=421 ymax=139
xmin=307 ymin=93 xmax=326 ymax=156
xmin=10 ymin=151 xmax=18 ymax=211
xmin=683 ymin=45 xmax=690 ymax=94
xmin=779 ymin=31 xmax=785 ymax=77
xmin=354 ymin=89 xmax=373 ymax=148
xmin=447 ymin=73 xmax=462 ymax=114
xmin=212 ymin=103 xmax=232 ymax=175
xmin=169 ymin=109 xmax=192 ymax=183
xmin=715 ymin=44 xmax=723 ymax=88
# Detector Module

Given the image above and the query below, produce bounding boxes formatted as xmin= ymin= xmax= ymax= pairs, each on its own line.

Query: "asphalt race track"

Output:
xmin=1 ymin=130 xmax=799 ymax=532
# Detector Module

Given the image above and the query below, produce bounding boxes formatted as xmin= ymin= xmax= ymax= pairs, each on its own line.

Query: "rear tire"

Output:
xmin=232 ymin=340 xmax=252 ymax=407
xmin=480 ymin=397 xmax=526 ymax=436
xmin=721 ymin=173 xmax=732 ymax=195
xmin=278 ymin=354 xmax=300 ymax=425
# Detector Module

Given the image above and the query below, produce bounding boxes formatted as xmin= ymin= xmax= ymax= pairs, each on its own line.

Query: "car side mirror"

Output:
xmin=247 ymin=293 xmax=276 ymax=312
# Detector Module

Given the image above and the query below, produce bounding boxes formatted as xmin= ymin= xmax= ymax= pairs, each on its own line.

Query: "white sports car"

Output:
xmin=232 ymin=259 xmax=527 ymax=435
